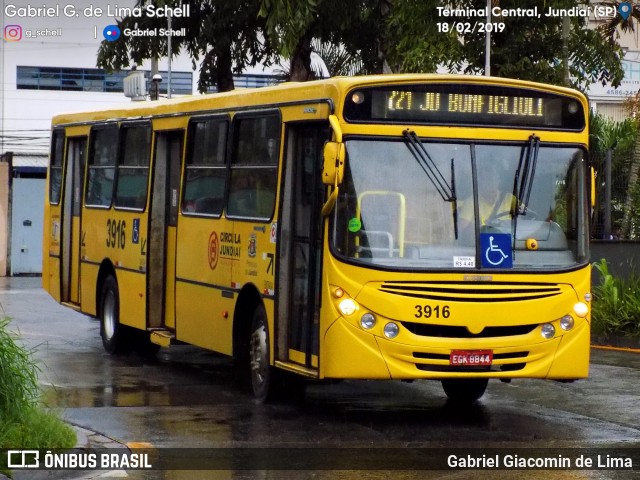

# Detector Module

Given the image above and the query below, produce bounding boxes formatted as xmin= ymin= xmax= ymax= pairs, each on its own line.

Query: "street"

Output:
xmin=2 ymin=276 xmax=640 ymax=479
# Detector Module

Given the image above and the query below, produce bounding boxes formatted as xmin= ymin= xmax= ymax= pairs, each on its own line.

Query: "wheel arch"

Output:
xmin=95 ymin=259 xmax=116 ymax=316
xmin=232 ymin=283 xmax=264 ymax=361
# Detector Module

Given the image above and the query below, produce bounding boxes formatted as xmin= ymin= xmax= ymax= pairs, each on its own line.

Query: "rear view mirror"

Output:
xmin=322 ymin=141 xmax=345 ymax=186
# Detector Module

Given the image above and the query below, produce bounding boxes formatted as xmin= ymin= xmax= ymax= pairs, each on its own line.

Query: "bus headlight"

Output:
xmin=383 ymin=322 xmax=399 ymax=339
xmin=573 ymin=302 xmax=589 ymax=318
xmin=360 ymin=313 xmax=376 ymax=330
xmin=560 ymin=315 xmax=574 ymax=331
xmin=338 ymin=298 xmax=358 ymax=316
xmin=541 ymin=323 xmax=555 ymax=339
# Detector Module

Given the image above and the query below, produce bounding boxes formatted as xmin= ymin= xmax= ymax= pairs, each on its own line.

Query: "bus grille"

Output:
xmin=415 ymin=363 xmax=526 ymax=373
xmin=401 ymin=322 xmax=538 ymax=338
xmin=414 ymin=351 xmax=528 ymax=373
xmin=379 ymin=281 xmax=561 ymax=302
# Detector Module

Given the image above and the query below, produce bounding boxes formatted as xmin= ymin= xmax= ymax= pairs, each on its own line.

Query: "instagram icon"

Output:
xmin=4 ymin=25 xmax=22 ymax=42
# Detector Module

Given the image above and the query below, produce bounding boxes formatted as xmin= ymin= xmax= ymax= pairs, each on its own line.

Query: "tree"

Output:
xmin=382 ymin=0 xmax=462 ymax=74
xmin=311 ymin=39 xmax=368 ymax=77
xmin=384 ymin=0 xmax=624 ymax=91
xmin=259 ymin=0 xmax=382 ymax=80
xmin=97 ymin=0 xmax=625 ymax=94
xmin=97 ymin=0 xmax=273 ymax=93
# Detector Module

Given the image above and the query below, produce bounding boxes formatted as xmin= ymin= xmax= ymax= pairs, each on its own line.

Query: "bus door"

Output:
xmin=277 ymin=123 xmax=329 ymax=370
xmin=61 ymin=137 xmax=86 ymax=305
xmin=148 ymin=130 xmax=183 ymax=330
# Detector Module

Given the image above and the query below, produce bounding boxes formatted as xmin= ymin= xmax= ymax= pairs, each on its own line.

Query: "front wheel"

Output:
xmin=441 ymin=378 xmax=488 ymax=403
xmin=249 ymin=305 xmax=274 ymax=403
xmin=100 ymin=275 xmax=133 ymax=355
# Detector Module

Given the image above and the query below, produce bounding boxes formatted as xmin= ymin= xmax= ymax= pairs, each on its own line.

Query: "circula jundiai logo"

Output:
xmin=208 ymin=231 xmax=219 ymax=270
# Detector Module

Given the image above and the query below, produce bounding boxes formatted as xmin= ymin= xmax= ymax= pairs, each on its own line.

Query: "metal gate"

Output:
xmin=10 ymin=178 xmax=45 ymax=274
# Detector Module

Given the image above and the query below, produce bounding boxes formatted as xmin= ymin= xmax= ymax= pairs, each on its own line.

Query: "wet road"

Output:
xmin=2 ymin=276 xmax=640 ymax=479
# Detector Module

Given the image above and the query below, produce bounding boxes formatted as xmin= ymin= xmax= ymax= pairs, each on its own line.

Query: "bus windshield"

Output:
xmin=331 ymin=138 xmax=589 ymax=270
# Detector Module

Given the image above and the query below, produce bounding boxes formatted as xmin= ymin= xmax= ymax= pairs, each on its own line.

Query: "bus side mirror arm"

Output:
xmin=321 ymin=115 xmax=345 ymax=216
xmin=590 ymin=166 xmax=596 ymax=209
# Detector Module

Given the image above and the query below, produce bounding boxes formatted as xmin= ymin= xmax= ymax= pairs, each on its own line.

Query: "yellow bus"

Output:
xmin=43 ymin=74 xmax=592 ymax=403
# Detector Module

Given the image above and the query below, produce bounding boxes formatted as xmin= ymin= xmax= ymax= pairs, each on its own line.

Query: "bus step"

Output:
xmin=150 ymin=330 xmax=175 ymax=348
xmin=61 ymin=301 xmax=81 ymax=311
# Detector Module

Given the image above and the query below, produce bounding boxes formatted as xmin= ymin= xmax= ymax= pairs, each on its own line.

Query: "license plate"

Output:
xmin=450 ymin=350 xmax=493 ymax=366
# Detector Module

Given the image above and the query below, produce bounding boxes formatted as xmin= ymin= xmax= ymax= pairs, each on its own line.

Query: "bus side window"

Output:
xmin=86 ymin=126 xmax=118 ymax=208
xmin=227 ymin=115 xmax=280 ymax=219
xmin=183 ymin=117 xmax=228 ymax=215
xmin=49 ymin=129 xmax=65 ymax=204
xmin=115 ymin=124 xmax=151 ymax=210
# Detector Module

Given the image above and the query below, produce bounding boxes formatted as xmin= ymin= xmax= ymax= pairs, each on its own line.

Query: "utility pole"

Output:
xmin=167 ymin=13 xmax=172 ymax=99
xmin=484 ymin=0 xmax=491 ymax=76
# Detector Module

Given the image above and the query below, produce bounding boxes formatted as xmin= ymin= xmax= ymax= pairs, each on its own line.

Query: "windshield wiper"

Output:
xmin=403 ymin=129 xmax=458 ymax=238
xmin=510 ymin=134 xmax=540 ymax=255
xmin=513 ymin=134 xmax=540 ymax=216
xmin=403 ymin=129 xmax=456 ymax=203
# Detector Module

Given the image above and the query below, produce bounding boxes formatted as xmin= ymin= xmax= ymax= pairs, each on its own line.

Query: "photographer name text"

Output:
xmin=448 ymin=454 xmax=633 ymax=469
xmin=4 ymin=4 xmax=190 ymax=18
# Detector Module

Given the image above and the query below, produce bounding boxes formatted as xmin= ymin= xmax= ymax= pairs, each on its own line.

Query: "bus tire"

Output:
xmin=99 ymin=275 xmax=132 ymax=355
xmin=441 ymin=378 xmax=488 ymax=403
xmin=249 ymin=304 xmax=274 ymax=403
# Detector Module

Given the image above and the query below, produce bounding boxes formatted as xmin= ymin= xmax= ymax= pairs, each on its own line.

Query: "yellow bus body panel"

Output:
xmin=321 ymin=251 xmax=591 ymax=380
xmin=81 ymin=207 xmax=148 ymax=327
xmin=80 ymin=263 xmax=98 ymax=317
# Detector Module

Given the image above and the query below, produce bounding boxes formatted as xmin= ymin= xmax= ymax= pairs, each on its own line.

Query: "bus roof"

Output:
xmin=50 ymin=74 xmax=587 ymax=127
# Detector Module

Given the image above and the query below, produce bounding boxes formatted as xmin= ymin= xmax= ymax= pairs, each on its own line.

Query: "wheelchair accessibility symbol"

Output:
xmin=480 ymin=233 xmax=512 ymax=268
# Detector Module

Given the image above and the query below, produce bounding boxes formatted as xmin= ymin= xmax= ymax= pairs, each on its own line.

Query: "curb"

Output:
xmin=71 ymin=425 xmax=127 ymax=451
xmin=592 ymin=335 xmax=640 ymax=352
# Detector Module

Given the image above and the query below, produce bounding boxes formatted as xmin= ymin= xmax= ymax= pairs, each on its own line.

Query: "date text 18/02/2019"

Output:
xmin=437 ymin=22 xmax=505 ymax=34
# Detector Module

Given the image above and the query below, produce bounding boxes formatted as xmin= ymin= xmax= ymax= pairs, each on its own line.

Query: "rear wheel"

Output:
xmin=441 ymin=378 xmax=488 ymax=403
xmin=100 ymin=275 xmax=133 ymax=354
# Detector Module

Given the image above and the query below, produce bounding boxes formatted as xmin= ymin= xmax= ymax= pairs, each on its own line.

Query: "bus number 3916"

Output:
xmin=106 ymin=219 xmax=126 ymax=249
xmin=414 ymin=305 xmax=450 ymax=318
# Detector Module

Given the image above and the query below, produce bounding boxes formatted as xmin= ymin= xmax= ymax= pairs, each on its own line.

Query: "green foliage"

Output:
xmin=589 ymin=112 xmax=639 ymax=238
xmin=96 ymin=0 xmax=625 ymax=94
xmin=0 ymin=318 xmax=75 ymax=474
xmin=259 ymin=0 xmax=318 ymax=58
xmin=590 ymin=111 xmax=637 ymax=156
xmin=260 ymin=0 xmax=381 ymax=80
xmin=0 ymin=318 xmax=39 ymax=419
xmin=591 ymin=259 xmax=640 ymax=337
xmin=310 ymin=39 xmax=368 ymax=77
xmin=430 ymin=0 xmax=624 ymax=90
xmin=0 ymin=408 xmax=76 ymax=450
xmin=383 ymin=0 xmax=461 ymax=73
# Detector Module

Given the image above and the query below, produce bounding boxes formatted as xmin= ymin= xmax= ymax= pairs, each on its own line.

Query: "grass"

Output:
xmin=591 ymin=259 xmax=640 ymax=338
xmin=0 ymin=317 xmax=76 ymax=475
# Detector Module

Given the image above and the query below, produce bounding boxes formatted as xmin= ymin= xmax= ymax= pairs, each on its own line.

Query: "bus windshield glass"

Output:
xmin=331 ymin=139 xmax=589 ymax=270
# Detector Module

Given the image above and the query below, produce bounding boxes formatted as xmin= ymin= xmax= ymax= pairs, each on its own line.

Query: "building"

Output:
xmin=1 ymin=0 xmax=278 ymax=275
xmin=587 ymin=5 xmax=640 ymax=121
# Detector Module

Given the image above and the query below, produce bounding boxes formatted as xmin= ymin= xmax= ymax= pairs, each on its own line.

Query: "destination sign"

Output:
xmin=343 ymin=84 xmax=585 ymax=130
